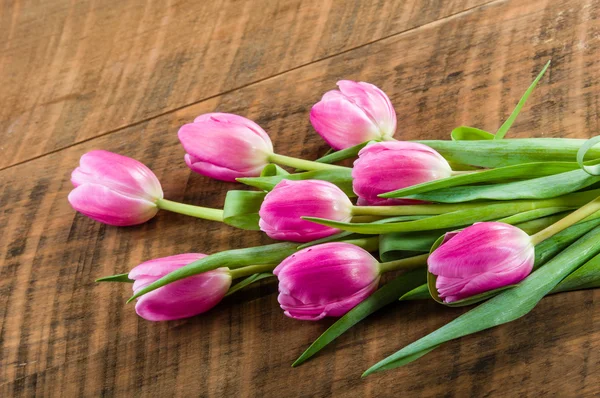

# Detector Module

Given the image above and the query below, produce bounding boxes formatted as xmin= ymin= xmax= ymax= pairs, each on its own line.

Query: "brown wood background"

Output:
xmin=1 ymin=0 xmax=599 ymax=396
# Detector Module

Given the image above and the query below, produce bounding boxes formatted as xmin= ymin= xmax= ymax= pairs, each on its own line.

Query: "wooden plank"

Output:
xmin=1 ymin=0 xmax=600 ymax=395
xmin=0 ymin=0 xmax=488 ymax=169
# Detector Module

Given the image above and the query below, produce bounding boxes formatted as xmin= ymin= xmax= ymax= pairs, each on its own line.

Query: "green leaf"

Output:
xmin=313 ymin=141 xmax=373 ymax=164
xmin=379 ymin=230 xmax=446 ymax=262
xmin=363 ymin=346 xmax=441 ymax=375
xmin=381 ymin=162 xmax=580 ymax=199
xmin=127 ymin=242 xmax=298 ymax=303
xmin=292 ymin=268 xmax=426 ymax=367
xmin=399 ymin=284 xmax=431 ymax=301
xmin=576 ymin=135 xmax=600 ymax=176
xmin=408 ymin=169 xmax=600 ymax=203
xmin=451 ymin=126 xmax=495 ymax=141
xmin=362 ymin=225 xmax=600 ymax=376
xmin=494 ymin=60 xmax=550 ymax=140
xmin=416 ymin=139 xmax=600 ymax=168
xmin=496 ymin=207 xmax=571 ymax=226
xmin=305 ymin=189 xmax=600 ymax=235
xmin=260 ymin=164 xmax=290 ymax=177
xmin=237 ymin=168 xmax=355 ymax=197
xmin=552 ymin=252 xmax=600 ymax=293
xmin=222 ymin=190 xmax=265 ymax=230
xmin=225 ymin=273 xmax=274 ymax=297
xmin=95 ymin=273 xmax=134 ymax=283
xmin=297 ymin=231 xmax=358 ymax=249
xmin=532 ymin=213 xmax=600 ymax=270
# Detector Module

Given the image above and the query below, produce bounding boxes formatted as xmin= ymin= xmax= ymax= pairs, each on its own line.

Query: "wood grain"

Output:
xmin=1 ymin=0 xmax=600 ymax=396
xmin=0 ymin=0 xmax=489 ymax=170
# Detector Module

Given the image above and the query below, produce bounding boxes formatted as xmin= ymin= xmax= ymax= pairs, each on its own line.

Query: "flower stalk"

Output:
xmin=156 ymin=198 xmax=224 ymax=222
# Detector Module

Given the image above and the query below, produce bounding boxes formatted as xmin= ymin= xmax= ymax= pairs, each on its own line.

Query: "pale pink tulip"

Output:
xmin=310 ymin=80 xmax=396 ymax=150
xmin=68 ymin=150 xmax=163 ymax=226
xmin=178 ymin=113 xmax=274 ymax=182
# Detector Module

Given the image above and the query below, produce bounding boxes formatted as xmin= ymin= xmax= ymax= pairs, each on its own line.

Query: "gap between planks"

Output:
xmin=0 ymin=0 xmax=502 ymax=173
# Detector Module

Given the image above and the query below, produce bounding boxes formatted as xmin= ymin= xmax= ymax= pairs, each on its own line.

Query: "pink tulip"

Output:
xmin=258 ymin=180 xmax=353 ymax=242
xmin=428 ymin=222 xmax=535 ymax=303
xmin=178 ymin=113 xmax=274 ymax=182
xmin=310 ymin=80 xmax=397 ymax=150
xmin=129 ymin=254 xmax=232 ymax=321
xmin=273 ymin=242 xmax=380 ymax=320
xmin=352 ymin=141 xmax=452 ymax=206
xmin=68 ymin=150 xmax=164 ymax=226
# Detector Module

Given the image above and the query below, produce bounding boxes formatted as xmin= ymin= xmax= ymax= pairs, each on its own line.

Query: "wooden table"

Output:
xmin=1 ymin=0 xmax=599 ymax=396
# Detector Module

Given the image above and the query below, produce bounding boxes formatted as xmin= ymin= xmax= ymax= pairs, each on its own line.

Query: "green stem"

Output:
xmin=229 ymin=264 xmax=277 ymax=279
xmin=342 ymin=236 xmax=380 ymax=252
xmin=156 ymin=198 xmax=224 ymax=222
xmin=268 ymin=153 xmax=348 ymax=171
xmin=530 ymin=196 xmax=600 ymax=245
xmin=378 ymin=254 xmax=429 ymax=274
xmin=450 ymin=170 xmax=479 ymax=176
xmin=352 ymin=202 xmax=485 ymax=216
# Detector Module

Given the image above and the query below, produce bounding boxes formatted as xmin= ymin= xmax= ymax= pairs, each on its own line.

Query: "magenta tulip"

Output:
xmin=352 ymin=141 xmax=453 ymax=206
xmin=129 ymin=254 xmax=232 ymax=321
xmin=68 ymin=150 xmax=164 ymax=226
xmin=273 ymin=242 xmax=380 ymax=321
xmin=178 ymin=113 xmax=274 ymax=182
xmin=428 ymin=222 xmax=535 ymax=303
xmin=258 ymin=180 xmax=353 ymax=242
xmin=310 ymin=80 xmax=396 ymax=150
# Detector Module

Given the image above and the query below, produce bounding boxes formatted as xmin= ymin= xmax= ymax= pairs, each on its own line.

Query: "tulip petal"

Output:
xmin=352 ymin=141 xmax=452 ymax=206
xmin=428 ymin=222 xmax=534 ymax=278
xmin=68 ymin=183 xmax=158 ymax=226
xmin=273 ymin=243 xmax=380 ymax=320
xmin=71 ymin=150 xmax=163 ymax=201
xmin=310 ymin=92 xmax=381 ymax=150
xmin=135 ymin=269 xmax=232 ymax=321
xmin=258 ymin=180 xmax=353 ymax=242
xmin=185 ymin=154 xmax=266 ymax=182
xmin=178 ymin=113 xmax=273 ymax=181
xmin=337 ymin=80 xmax=396 ymax=137
xmin=129 ymin=253 xmax=206 ymax=280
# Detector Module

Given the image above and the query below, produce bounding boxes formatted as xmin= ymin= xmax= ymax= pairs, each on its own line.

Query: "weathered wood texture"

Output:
xmin=1 ymin=0 xmax=600 ymax=396
xmin=0 ymin=0 xmax=488 ymax=170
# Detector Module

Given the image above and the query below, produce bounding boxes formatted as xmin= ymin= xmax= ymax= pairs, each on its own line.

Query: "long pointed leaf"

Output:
xmin=292 ymin=268 xmax=426 ymax=367
xmin=417 ymin=139 xmax=600 ymax=168
xmin=225 ymin=273 xmax=274 ymax=297
xmin=495 ymin=60 xmax=550 ymax=140
xmin=381 ymin=162 xmax=579 ymax=199
xmin=313 ymin=141 xmax=373 ymax=164
xmin=408 ymin=170 xmax=600 ymax=203
xmin=305 ymin=190 xmax=600 ymax=234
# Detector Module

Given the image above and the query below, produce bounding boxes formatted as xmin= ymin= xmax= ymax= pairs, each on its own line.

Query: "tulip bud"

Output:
xmin=352 ymin=141 xmax=453 ymax=206
xmin=428 ymin=222 xmax=535 ymax=303
xmin=258 ymin=180 xmax=353 ymax=242
xmin=129 ymin=254 xmax=232 ymax=321
xmin=178 ymin=113 xmax=274 ymax=182
xmin=68 ymin=150 xmax=164 ymax=226
xmin=310 ymin=80 xmax=397 ymax=150
xmin=273 ymin=242 xmax=380 ymax=320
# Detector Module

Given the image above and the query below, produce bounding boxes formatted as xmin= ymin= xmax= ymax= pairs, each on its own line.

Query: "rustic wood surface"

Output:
xmin=1 ymin=0 xmax=599 ymax=396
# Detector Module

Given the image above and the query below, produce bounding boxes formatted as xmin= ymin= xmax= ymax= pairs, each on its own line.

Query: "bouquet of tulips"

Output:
xmin=69 ymin=61 xmax=600 ymax=375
